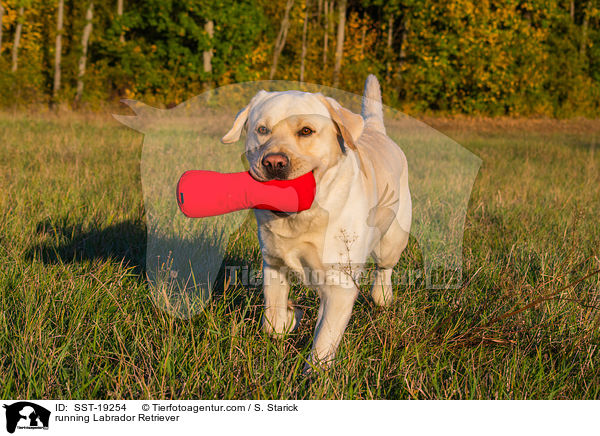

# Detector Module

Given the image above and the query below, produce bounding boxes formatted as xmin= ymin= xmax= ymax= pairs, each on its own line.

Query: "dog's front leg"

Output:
xmin=262 ymin=264 xmax=301 ymax=335
xmin=308 ymin=280 xmax=359 ymax=368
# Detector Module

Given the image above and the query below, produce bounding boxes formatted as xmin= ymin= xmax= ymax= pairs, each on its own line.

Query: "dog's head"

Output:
xmin=221 ymin=90 xmax=364 ymax=182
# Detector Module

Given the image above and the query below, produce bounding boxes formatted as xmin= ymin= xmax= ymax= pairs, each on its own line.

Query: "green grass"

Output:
xmin=1 ymin=111 xmax=599 ymax=399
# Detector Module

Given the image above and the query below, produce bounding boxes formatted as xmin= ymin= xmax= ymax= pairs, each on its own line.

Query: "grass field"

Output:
xmin=1 ymin=110 xmax=599 ymax=399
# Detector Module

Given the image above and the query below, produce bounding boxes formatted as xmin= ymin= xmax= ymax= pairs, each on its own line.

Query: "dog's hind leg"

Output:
xmin=370 ymin=218 xmax=409 ymax=306
xmin=262 ymin=264 xmax=302 ymax=335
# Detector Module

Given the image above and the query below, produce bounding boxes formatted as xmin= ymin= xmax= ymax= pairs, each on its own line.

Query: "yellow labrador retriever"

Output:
xmin=222 ymin=75 xmax=411 ymax=367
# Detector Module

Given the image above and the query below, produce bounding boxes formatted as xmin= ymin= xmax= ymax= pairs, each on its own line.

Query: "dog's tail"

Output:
xmin=361 ymin=74 xmax=385 ymax=133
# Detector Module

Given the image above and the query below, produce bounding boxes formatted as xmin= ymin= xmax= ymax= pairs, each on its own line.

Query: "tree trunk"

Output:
xmin=75 ymin=2 xmax=94 ymax=106
xmin=269 ymin=0 xmax=294 ymax=80
xmin=570 ymin=0 xmax=575 ymax=21
xmin=53 ymin=0 xmax=64 ymax=102
xmin=11 ymin=6 xmax=24 ymax=72
xmin=397 ymin=18 xmax=408 ymax=78
xmin=332 ymin=0 xmax=347 ymax=87
xmin=323 ymin=0 xmax=329 ymax=68
xmin=117 ymin=0 xmax=124 ymax=43
xmin=300 ymin=0 xmax=310 ymax=82
xmin=386 ymin=14 xmax=393 ymax=84
xmin=0 ymin=3 xmax=4 ymax=54
xmin=580 ymin=0 xmax=591 ymax=59
xmin=359 ymin=22 xmax=366 ymax=58
xmin=203 ymin=19 xmax=214 ymax=89
xmin=317 ymin=0 xmax=322 ymax=22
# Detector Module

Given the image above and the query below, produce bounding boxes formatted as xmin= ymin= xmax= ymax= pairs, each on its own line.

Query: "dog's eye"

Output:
xmin=298 ymin=127 xmax=314 ymax=137
xmin=257 ymin=126 xmax=270 ymax=135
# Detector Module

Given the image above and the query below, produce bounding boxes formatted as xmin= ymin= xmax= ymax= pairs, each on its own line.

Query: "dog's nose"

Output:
xmin=262 ymin=153 xmax=289 ymax=177
xmin=262 ymin=153 xmax=289 ymax=170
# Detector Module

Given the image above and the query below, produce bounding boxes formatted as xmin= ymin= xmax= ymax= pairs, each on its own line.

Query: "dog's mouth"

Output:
xmin=271 ymin=210 xmax=294 ymax=218
xmin=249 ymin=166 xmax=315 ymax=182
xmin=261 ymin=169 xmax=316 ymax=219
xmin=248 ymin=166 xmax=266 ymax=182
xmin=249 ymin=166 xmax=291 ymax=182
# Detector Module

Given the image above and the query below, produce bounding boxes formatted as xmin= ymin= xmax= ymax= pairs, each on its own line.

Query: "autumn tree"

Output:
xmin=332 ymin=0 xmax=347 ymax=86
xmin=11 ymin=4 xmax=24 ymax=72
xmin=52 ymin=0 xmax=63 ymax=104
xmin=74 ymin=1 xmax=93 ymax=106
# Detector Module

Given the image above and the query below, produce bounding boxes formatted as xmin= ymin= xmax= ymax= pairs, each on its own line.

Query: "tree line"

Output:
xmin=0 ymin=0 xmax=598 ymax=116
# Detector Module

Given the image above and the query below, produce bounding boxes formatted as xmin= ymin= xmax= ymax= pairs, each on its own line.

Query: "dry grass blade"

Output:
xmin=483 ymin=268 xmax=600 ymax=328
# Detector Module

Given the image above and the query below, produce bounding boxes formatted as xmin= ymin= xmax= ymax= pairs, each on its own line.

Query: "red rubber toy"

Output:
xmin=176 ymin=171 xmax=316 ymax=218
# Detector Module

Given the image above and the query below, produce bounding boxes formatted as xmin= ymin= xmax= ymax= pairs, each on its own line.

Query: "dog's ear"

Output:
xmin=221 ymin=90 xmax=268 ymax=144
xmin=317 ymin=95 xmax=364 ymax=150
xmin=221 ymin=106 xmax=250 ymax=144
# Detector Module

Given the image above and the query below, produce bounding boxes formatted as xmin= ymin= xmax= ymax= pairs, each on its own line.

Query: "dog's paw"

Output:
xmin=303 ymin=352 xmax=335 ymax=375
xmin=262 ymin=301 xmax=303 ymax=336
xmin=370 ymin=269 xmax=394 ymax=306
xmin=371 ymin=284 xmax=393 ymax=306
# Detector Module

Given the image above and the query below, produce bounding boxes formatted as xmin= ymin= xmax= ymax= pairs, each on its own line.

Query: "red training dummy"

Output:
xmin=176 ymin=171 xmax=316 ymax=218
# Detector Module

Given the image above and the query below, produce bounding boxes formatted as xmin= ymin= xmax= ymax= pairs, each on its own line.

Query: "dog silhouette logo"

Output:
xmin=3 ymin=402 xmax=50 ymax=433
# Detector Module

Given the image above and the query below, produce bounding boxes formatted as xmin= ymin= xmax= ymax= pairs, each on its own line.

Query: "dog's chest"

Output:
xmin=256 ymin=208 xmax=329 ymax=272
xmin=254 ymin=152 xmax=384 ymax=278
xmin=255 ymin=204 xmax=373 ymax=279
